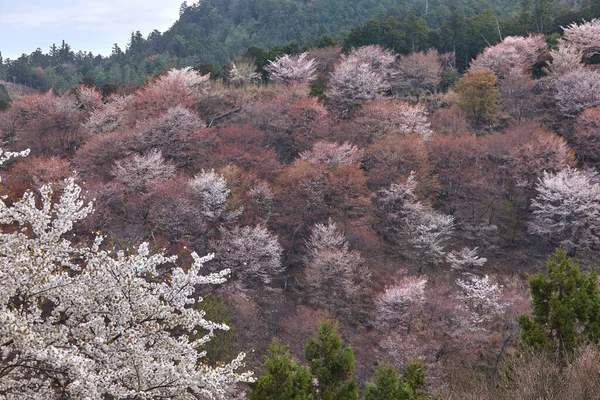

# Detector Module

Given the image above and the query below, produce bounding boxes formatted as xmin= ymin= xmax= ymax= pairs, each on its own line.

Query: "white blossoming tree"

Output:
xmin=469 ymin=34 xmax=547 ymax=78
xmin=446 ymin=247 xmax=488 ymax=271
xmin=303 ymin=220 xmax=371 ymax=317
xmin=327 ymin=45 xmax=396 ymax=115
xmin=543 ymin=44 xmax=584 ymax=78
xmin=229 ymin=59 xmax=262 ymax=87
xmin=374 ymin=172 xmax=454 ymax=268
xmin=213 ymin=225 xmax=283 ymax=287
xmin=0 ymin=150 xmax=252 ymax=399
xmin=562 ymin=19 xmax=600 ymax=59
xmin=299 ymin=141 xmax=363 ymax=166
xmin=190 ymin=170 xmax=241 ymax=223
xmin=264 ymin=52 xmax=317 ymax=84
xmin=553 ymin=69 xmax=600 ymax=116
xmin=112 ymin=149 xmax=176 ymax=192
xmin=529 ymin=167 xmax=600 ymax=255
xmin=456 ymin=274 xmax=506 ymax=324
xmin=376 ymin=275 xmax=428 ymax=328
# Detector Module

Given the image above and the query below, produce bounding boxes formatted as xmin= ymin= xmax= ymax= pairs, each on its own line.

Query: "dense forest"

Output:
xmin=2 ymin=0 xmax=600 ymax=399
xmin=2 ymin=0 xmax=599 ymax=93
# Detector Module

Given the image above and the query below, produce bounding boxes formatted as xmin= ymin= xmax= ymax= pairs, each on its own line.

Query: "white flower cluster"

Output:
xmin=229 ymin=60 xmax=262 ymax=87
xmin=299 ymin=141 xmax=363 ymax=167
xmin=376 ymin=275 xmax=428 ymax=320
xmin=529 ymin=167 xmax=600 ymax=254
xmin=375 ymin=172 xmax=454 ymax=266
xmin=328 ymin=45 xmax=395 ymax=114
xmin=190 ymin=170 xmax=241 ymax=222
xmin=393 ymin=102 xmax=433 ymax=139
xmin=562 ymin=18 xmax=600 ymax=58
xmin=0 ymin=148 xmax=30 ymax=169
xmin=161 ymin=67 xmax=210 ymax=93
xmin=456 ymin=274 xmax=506 ymax=324
xmin=264 ymin=52 xmax=318 ymax=84
xmin=112 ymin=149 xmax=176 ymax=192
xmin=446 ymin=247 xmax=487 ymax=271
xmin=0 ymin=150 xmax=252 ymax=399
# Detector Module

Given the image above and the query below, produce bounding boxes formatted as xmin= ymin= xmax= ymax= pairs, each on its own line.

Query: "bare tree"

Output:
xmin=135 ymin=105 xmax=203 ymax=163
xmin=393 ymin=49 xmax=442 ymax=102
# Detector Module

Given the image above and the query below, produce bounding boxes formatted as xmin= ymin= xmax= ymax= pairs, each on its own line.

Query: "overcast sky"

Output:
xmin=0 ymin=0 xmax=185 ymax=60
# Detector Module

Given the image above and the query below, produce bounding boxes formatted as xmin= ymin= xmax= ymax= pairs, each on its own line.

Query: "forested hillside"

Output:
xmin=2 ymin=3 xmax=600 ymax=399
xmin=2 ymin=0 xmax=598 ymax=93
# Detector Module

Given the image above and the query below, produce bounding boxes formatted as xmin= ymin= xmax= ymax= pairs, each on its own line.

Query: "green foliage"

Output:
xmin=518 ymin=249 xmax=600 ymax=363
xmin=454 ymin=69 xmax=500 ymax=123
xmin=401 ymin=361 xmax=426 ymax=397
xmin=402 ymin=13 xmax=430 ymax=53
xmin=4 ymin=0 xmax=597 ymax=92
xmin=190 ymin=294 xmax=236 ymax=366
xmin=364 ymin=365 xmax=408 ymax=400
xmin=305 ymin=321 xmax=358 ymax=400
xmin=193 ymin=63 xmax=223 ymax=80
xmin=344 ymin=17 xmax=405 ymax=54
xmin=363 ymin=362 xmax=427 ymax=400
xmin=250 ymin=339 xmax=313 ymax=400
xmin=439 ymin=68 xmax=461 ymax=91
xmin=0 ymin=84 xmax=10 ymax=110
xmin=309 ymin=73 xmax=327 ymax=102
xmin=101 ymin=82 xmax=119 ymax=97
xmin=317 ymin=34 xmax=338 ymax=49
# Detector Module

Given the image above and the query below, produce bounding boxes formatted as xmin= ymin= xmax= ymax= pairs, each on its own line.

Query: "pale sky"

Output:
xmin=0 ymin=0 xmax=186 ymax=60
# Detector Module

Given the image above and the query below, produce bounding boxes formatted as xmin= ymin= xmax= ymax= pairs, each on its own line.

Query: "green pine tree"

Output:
xmin=400 ymin=361 xmax=427 ymax=399
xmin=518 ymin=249 xmax=600 ymax=364
xmin=250 ymin=339 xmax=313 ymax=400
xmin=363 ymin=365 xmax=409 ymax=400
xmin=363 ymin=362 xmax=427 ymax=400
xmin=305 ymin=321 xmax=358 ymax=400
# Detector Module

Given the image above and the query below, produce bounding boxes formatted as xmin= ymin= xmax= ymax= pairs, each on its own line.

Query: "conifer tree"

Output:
xmin=518 ymin=249 xmax=600 ymax=364
xmin=250 ymin=339 xmax=313 ymax=400
xmin=364 ymin=365 xmax=406 ymax=400
xmin=363 ymin=362 xmax=427 ymax=400
xmin=305 ymin=321 xmax=358 ymax=400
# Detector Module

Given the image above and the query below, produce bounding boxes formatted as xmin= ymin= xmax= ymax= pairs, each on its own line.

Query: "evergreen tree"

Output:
xmin=0 ymin=52 xmax=6 ymax=81
xmin=49 ymin=43 xmax=59 ymax=66
xmin=363 ymin=365 xmax=409 ymax=400
xmin=400 ymin=361 xmax=427 ymax=399
xmin=250 ymin=339 xmax=313 ymax=400
xmin=305 ymin=321 xmax=358 ymax=400
xmin=58 ymin=40 xmax=73 ymax=63
xmin=401 ymin=13 xmax=430 ymax=53
xmin=518 ymin=249 xmax=600 ymax=364
xmin=363 ymin=362 xmax=427 ymax=400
